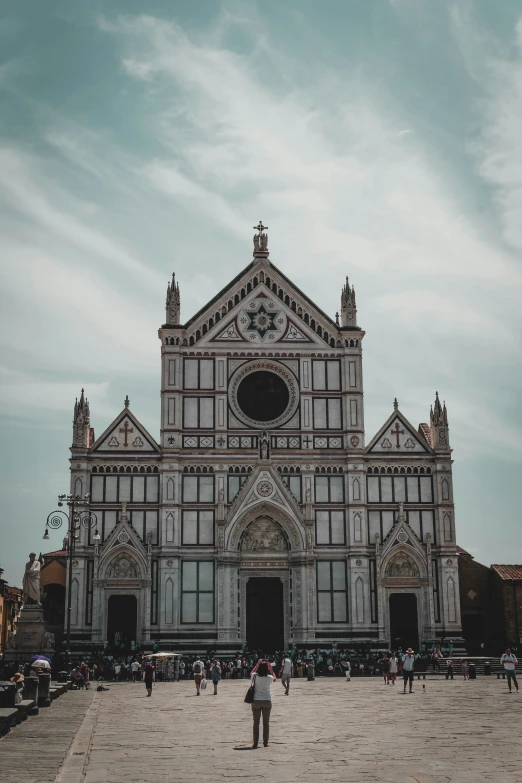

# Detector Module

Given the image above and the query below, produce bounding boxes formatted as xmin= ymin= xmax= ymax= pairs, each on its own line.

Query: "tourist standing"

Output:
xmin=345 ymin=660 xmax=351 ymax=682
xmin=280 ymin=655 xmax=293 ymax=695
xmin=131 ymin=659 xmax=141 ymax=682
xmin=144 ymin=661 xmax=154 ymax=697
xmin=402 ymin=648 xmax=415 ymax=693
xmin=388 ymin=653 xmax=398 ymax=685
xmin=445 ymin=659 xmax=454 ymax=680
xmin=192 ymin=657 xmax=204 ymax=695
xmin=500 ymin=648 xmax=519 ymax=693
xmin=460 ymin=659 xmax=468 ymax=680
xmin=211 ymin=660 xmax=222 ymax=695
xmin=250 ymin=660 xmax=276 ymax=748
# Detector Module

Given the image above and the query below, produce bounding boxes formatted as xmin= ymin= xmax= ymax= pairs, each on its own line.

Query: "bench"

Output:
xmin=15 ymin=700 xmax=35 ymax=724
xmin=0 ymin=708 xmax=18 ymax=737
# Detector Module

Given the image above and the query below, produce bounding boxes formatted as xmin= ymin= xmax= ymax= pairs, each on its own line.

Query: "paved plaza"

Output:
xmin=1 ymin=677 xmax=521 ymax=783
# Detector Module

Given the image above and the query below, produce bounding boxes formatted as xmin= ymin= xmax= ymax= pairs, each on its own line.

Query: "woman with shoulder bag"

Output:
xmin=249 ymin=659 xmax=276 ymax=749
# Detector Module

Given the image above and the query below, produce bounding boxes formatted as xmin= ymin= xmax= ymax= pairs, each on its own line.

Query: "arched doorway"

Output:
xmin=246 ymin=577 xmax=284 ymax=653
xmin=107 ymin=595 xmax=137 ymax=650
xmin=389 ymin=593 xmax=418 ymax=650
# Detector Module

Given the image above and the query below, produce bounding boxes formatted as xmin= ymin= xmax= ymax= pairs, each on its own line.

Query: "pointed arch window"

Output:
xmin=167 ymin=478 xmax=175 ymax=501
xmin=352 ymin=478 xmax=361 ymax=501
xmin=166 ymin=513 xmax=175 ymax=543
xmin=447 ymin=577 xmax=457 ymax=623
xmin=165 ymin=578 xmax=174 ymax=625
xmin=353 ymin=512 xmax=362 ymax=543
xmin=441 ymin=479 xmax=450 ymax=501
xmin=443 ymin=514 xmax=452 ymax=542
xmin=74 ymin=478 xmax=82 ymax=497
xmin=355 ymin=577 xmax=364 ymax=624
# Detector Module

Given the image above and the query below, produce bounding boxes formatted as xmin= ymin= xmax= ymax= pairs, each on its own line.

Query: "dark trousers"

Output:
xmin=446 ymin=671 xmax=454 ymax=679
xmin=252 ymin=701 xmax=272 ymax=746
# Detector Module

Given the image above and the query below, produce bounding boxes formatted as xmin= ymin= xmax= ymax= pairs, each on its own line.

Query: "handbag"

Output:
xmin=200 ymin=677 xmax=207 ymax=690
xmin=244 ymin=674 xmax=256 ymax=704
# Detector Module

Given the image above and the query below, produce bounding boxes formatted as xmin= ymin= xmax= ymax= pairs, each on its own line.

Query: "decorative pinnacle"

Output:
xmin=253 ymin=221 xmax=269 ymax=258
xmin=393 ymin=398 xmax=399 ymax=411
xmin=124 ymin=395 xmax=130 ymax=409
xmin=335 ymin=312 xmax=340 ymax=326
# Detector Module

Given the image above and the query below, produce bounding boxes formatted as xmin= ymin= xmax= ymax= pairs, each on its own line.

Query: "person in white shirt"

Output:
xmin=500 ymin=648 xmax=519 ymax=693
xmin=249 ymin=660 xmax=276 ymax=748
xmin=279 ymin=656 xmax=293 ymax=695
xmin=402 ymin=648 xmax=415 ymax=693
xmin=131 ymin=660 xmax=141 ymax=682
xmin=344 ymin=660 xmax=351 ymax=682
xmin=388 ymin=653 xmax=398 ymax=685
xmin=192 ymin=658 xmax=204 ymax=695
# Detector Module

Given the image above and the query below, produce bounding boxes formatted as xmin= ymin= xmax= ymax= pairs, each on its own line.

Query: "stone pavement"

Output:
xmin=2 ymin=678 xmax=522 ymax=783
xmin=0 ymin=688 xmax=93 ymax=783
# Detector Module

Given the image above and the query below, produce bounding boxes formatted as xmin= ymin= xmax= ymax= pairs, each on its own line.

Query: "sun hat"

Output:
xmin=406 ymin=647 xmax=414 ymax=654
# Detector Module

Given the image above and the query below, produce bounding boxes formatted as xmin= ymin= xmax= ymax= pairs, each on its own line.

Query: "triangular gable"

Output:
xmin=225 ymin=466 xmax=305 ymax=532
xmin=380 ymin=510 xmax=428 ymax=577
xmin=184 ymin=258 xmax=341 ymax=349
xmin=366 ymin=409 xmax=433 ymax=455
xmin=98 ymin=515 xmax=148 ymax=574
xmin=196 ymin=284 xmax=333 ymax=349
xmin=91 ymin=409 xmax=160 ymax=454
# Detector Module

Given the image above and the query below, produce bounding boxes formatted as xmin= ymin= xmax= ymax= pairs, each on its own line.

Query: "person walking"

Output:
xmin=211 ymin=659 xmax=222 ymax=695
xmin=144 ymin=661 xmax=154 ymax=697
xmin=192 ymin=657 xmax=204 ymax=695
xmin=388 ymin=653 xmax=398 ymax=685
xmin=379 ymin=654 xmax=389 ymax=684
xmin=460 ymin=658 xmax=468 ymax=680
xmin=445 ymin=659 xmax=454 ymax=680
xmin=402 ymin=648 xmax=415 ymax=693
xmin=249 ymin=660 xmax=276 ymax=748
xmin=344 ymin=660 xmax=351 ymax=682
xmin=131 ymin=659 xmax=141 ymax=682
xmin=280 ymin=654 xmax=293 ymax=695
xmin=500 ymin=648 xmax=519 ymax=693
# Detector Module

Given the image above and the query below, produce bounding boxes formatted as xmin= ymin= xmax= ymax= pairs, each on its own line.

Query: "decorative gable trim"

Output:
xmin=181 ymin=261 xmax=356 ymax=349
xmin=366 ymin=409 xmax=433 ymax=456
xmin=91 ymin=408 xmax=160 ymax=454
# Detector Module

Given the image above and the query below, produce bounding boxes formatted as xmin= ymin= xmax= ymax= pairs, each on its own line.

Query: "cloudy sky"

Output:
xmin=1 ymin=0 xmax=521 ymax=586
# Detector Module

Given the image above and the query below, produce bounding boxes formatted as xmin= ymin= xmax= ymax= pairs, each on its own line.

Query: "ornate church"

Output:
xmin=68 ymin=224 xmax=462 ymax=653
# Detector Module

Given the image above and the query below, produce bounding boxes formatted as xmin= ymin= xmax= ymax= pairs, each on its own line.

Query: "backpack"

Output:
xmin=193 ymin=662 xmax=202 ymax=673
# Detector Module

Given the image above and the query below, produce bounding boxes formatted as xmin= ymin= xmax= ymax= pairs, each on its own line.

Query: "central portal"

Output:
xmin=246 ymin=577 xmax=284 ymax=653
xmin=107 ymin=594 xmax=137 ymax=650
xmin=389 ymin=593 xmax=419 ymax=650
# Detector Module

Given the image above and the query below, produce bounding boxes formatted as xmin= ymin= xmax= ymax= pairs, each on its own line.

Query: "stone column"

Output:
xmin=37 ymin=673 xmax=51 ymax=708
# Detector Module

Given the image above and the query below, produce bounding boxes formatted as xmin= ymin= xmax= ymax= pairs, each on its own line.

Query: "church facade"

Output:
xmin=68 ymin=225 xmax=462 ymax=653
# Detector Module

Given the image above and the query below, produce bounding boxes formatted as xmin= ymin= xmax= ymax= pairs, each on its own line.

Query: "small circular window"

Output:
xmin=229 ymin=360 xmax=299 ymax=429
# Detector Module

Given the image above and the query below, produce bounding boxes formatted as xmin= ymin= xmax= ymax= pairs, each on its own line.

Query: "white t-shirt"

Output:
xmin=193 ymin=660 xmax=204 ymax=674
xmin=282 ymin=658 xmax=292 ymax=676
xmin=402 ymin=655 xmax=414 ymax=672
xmin=114 ymin=664 xmax=121 ymax=674
xmin=131 ymin=662 xmax=140 ymax=672
xmin=253 ymin=674 xmax=275 ymax=701
xmin=389 ymin=658 xmax=398 ymax=673
xmin=501 ymin=654 xmax=518 ymax=671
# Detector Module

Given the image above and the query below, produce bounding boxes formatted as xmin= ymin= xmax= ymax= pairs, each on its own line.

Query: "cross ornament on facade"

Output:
xmin=390 ymin=421 xmax=404 ymax=447
xmin=119 ymin=420 xmax=134 ymax=447
xmin=254 ymin=221 xmax=267 ymax=235
xmin=303 ymin=436 xmax=313 ymax=448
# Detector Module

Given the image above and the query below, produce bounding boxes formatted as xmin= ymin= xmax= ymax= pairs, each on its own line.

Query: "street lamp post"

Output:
xmin=43 ymin=494 xmax=99 ymax=663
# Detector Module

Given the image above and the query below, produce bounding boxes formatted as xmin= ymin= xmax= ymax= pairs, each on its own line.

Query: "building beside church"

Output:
xmin=66 ymin=225 xmax=462 ymax=653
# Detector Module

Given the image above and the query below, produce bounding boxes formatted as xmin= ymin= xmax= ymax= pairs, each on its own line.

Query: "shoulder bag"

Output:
xmin=244 ymin=674 xmax=257 ymax=704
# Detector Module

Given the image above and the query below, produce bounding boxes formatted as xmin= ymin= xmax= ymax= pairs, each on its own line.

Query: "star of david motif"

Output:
xmin=245 ymin=304 xmax=279 ymax=337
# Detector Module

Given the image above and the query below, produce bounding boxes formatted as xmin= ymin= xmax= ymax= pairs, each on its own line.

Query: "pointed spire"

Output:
xmin=340 ymin=277 xmax=357 ymax=327
xmin=430 ymin=391 xmax=450 ymax=450
xmin=124 ymin=395 xmax=130 ymax=409
xmin=166 ymin=273 xmax=181 ymax=325
xmin=335 ymin=312 xmax=340 ymax=326
xmin=72 ymin=388 xmax=90 ymax=448
xmin=393 ymin=397 xmax=399 ymax=411
xmin=253 ymin=221 xmax=269 ymax=259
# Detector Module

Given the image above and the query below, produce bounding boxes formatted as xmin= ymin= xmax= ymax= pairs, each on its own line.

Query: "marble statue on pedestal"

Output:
xmin=22 ymin=553 xmax=41 ymax=605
